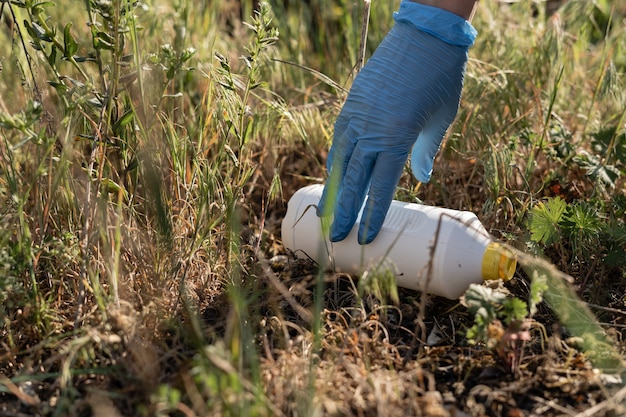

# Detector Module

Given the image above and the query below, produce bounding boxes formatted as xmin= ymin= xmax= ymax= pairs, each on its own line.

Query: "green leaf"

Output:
xmin=47 ymin=44 xmax=57 ymax=67
xmin=47 ymin=81 xmax=68 ymax=94
xmin=528 ymin=197 xmax=567 ymax=246
xmin=502 ymin=297 xmax=528 ymax=324
xmin=463 ymin=284 xmax=506 ymax=322
xmin=574 ymin=150 xmax=620 ymax=189
xmin=92 ymin=29 xmax=115 ymax=51
xmin=112 ymin=108 xmax=135 ymax=134
xmin=101 ymin=178 xmax=128 ymax=200
xmin=64 ymin=23 xmax=79 ymax=59
xmin=30 ymin=1 xmax=56 ymax=15
xmin=462 ymin=285 xmax=506 ymax=345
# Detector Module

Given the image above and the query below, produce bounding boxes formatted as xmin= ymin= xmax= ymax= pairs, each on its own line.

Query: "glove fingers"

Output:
xmin=330 ymin=144 xmax=376 ymax=242
xmin=410 ymin=96 xmax=461 ymax=183
xmin=358 ymin=152 xmax=407 ymax=244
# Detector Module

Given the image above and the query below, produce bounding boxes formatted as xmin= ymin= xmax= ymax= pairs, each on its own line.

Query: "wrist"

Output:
xmin=395 ymin=0 xmax=478 ymax=47
xmin=408 ymin=0 xmax=478 ymax=21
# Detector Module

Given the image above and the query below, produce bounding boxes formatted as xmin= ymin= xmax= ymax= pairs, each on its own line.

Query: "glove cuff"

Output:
xmin=394 ymin=0 xmax=478 ymax=47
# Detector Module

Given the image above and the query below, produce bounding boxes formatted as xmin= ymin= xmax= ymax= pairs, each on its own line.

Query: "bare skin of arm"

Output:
xmin=409 ymin=0 xmax=479 ymax=20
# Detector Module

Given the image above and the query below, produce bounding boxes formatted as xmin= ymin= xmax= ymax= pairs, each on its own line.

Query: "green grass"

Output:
xmin=0 ymin=0 xmax=625 ymax=415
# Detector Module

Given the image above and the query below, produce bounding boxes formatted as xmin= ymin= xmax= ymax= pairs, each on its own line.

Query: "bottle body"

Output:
xmin=281 ymin=184 xmax=515 ymax=299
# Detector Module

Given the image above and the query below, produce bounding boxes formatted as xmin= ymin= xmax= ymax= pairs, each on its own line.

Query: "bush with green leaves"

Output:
xmin=528 ymin=195 xmax=626 ymax=286
xmin=463 ymin=277 xmax=545 ymax=374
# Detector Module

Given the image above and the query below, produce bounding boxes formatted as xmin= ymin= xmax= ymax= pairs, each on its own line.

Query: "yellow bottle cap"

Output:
xmin=482 ymin=242 xmax=516 ymax=281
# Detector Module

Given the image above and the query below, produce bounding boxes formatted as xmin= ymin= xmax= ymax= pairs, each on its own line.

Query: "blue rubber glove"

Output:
xmin=320 ymin=1 xmax=477 ymax=245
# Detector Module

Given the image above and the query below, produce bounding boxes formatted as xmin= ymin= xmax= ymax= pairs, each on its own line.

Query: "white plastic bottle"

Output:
xmin=281 ymin=184 xmax=516 ymax=299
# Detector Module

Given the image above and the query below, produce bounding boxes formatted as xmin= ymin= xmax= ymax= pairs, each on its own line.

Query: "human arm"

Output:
xmin=319 ymin=0 xmax=478 ymax=244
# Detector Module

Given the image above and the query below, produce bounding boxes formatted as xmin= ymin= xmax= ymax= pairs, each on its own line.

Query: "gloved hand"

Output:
xmin=320 ymin=0 xmax=477 ymax=244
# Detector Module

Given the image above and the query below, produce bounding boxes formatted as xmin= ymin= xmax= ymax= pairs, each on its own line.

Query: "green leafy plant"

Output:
xmin=358 ymin=260 xmax=400 ymax=308
xmin=590 ymin=126 xmax=626 ymax=169
xmin=574 ymin=150 xmax=621 ymax=193
xmin=573 ymin=124 xmax=626 ymax=196
xmin=150 ymin=342 xmax=271 ymax=417
xmin=463 ymin=284 xmax=539 ymax=374
xmin=561 ymin=201 xmax=604 ymax=260
xmin=527 ymin=196 xmax=625 ymax=289
xmin=528 ymin=196 xmax=567 ymax=247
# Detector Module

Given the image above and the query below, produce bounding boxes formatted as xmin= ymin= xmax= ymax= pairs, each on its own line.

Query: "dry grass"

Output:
xmin=0 ymin=0 xmax=625 ymax=416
